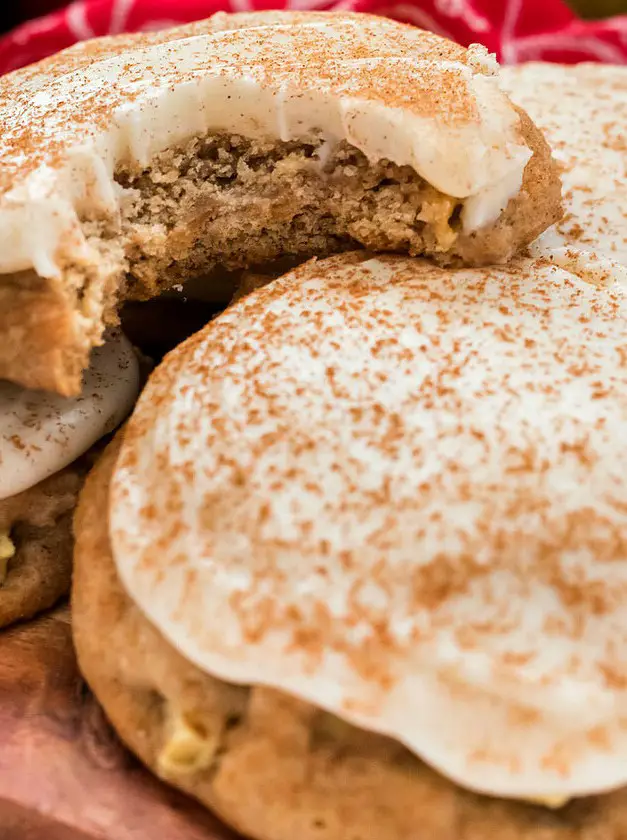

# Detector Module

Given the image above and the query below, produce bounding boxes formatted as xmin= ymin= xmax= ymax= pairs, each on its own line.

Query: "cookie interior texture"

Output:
xmin=1 ymin=109 xmax=560 ymax=396
xmin=73 ymin=438 xmax=626 ymax=840
xmin=0 ymin=467 xmax=83 ymax=627
xmin=110 ymin=113 xmax=558 ymax=296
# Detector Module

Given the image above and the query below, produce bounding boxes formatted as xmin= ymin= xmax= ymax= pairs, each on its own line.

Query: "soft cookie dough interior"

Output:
xmin=113 ymin=118 xmax=556 ymax=301
xmin=0 ymin=12 xmax=561 ymax=394
xmin=2 ymin=113 xmax=559 ymax=396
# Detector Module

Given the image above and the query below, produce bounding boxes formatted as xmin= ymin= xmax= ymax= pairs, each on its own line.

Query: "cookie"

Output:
xmin=0 ymin=11 xmax=559 ymax=394
xmin=502 ymin=62 xmax=627 ymax=282
xmin=73 ymin=438 xmax=627 ymax=840
xmin=74 ymin=251 xmax=627 ymax=836
xmin=0 ymin=330 xmax=140 ymax=627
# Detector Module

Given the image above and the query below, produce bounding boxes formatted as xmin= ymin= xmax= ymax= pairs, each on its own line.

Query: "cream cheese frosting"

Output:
xmin=0 ymin=14 xmax=531 ymax=279
xmin=502 ymin=63 xmax=627 ymax=281
xmin=0 ymin=330 xmax=139 ymax=501
xmin=110 ymin=253 xmax=627 ymax=804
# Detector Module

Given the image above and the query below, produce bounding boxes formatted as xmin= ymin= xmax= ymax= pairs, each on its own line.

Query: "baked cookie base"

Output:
xmin=72 ymin=438 xmax=625 ymax=840
xmin=0 ymin=467 xmax=83 ymax=628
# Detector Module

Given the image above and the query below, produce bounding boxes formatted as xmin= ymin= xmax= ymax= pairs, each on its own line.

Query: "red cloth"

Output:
xmin=1 ymin=0 xmax=627 ymax=74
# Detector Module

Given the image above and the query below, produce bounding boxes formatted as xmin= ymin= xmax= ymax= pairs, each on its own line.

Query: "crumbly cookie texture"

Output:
xmin=0 ymin=10 xmax=560 ymax=395
xmin=0 ymin=120 xmax=558 ymax=397
xmin=0 ymin=467 xmax=84 ymax=628
xmin=74 ymin=439 xmax=627 ymax=840
xmin=115 ymin=124 xmax=556 ymax=299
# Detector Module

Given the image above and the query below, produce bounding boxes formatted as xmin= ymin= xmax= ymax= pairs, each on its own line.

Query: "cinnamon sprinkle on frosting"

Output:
xmin=111 ymin=252 xmax=627 ymax=804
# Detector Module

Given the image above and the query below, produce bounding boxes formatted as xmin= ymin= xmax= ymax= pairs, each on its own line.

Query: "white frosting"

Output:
xmin=110 ymin=253 xmax=627 ymax=803
xmin=0 ymin=330 xmax=140 ymax=500
xmin=0 ymin=16 xmax=530 ymax=277
xmin=502 ymin=63 xmax=627 ymax=272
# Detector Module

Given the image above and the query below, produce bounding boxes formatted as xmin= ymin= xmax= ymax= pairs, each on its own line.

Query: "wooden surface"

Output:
xmin=0 ymin=607 xmax=237 ymax=840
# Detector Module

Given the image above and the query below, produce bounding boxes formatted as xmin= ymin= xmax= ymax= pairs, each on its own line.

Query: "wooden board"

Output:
xmin=0 ymin=607 xmax=238 ymax=840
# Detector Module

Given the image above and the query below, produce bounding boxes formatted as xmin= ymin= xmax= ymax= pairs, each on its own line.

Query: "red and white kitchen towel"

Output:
xmin=1 ymin=0 xmax=627 ymax=74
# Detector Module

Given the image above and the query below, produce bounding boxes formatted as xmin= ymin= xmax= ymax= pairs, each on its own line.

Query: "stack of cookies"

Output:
xmin=1 ymin=11 xmax=626 ymax=839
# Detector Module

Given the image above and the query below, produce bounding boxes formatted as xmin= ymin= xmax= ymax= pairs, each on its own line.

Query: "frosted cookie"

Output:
xmin=502 ymin=63 xmax=627 ymax=285
xmin=74 ymin=253 xmax=627 ymax=839
xmin=0 ymin=331 xmax=139 ymax=627
xmin=0 ymin=11 xmax=560 ymax=394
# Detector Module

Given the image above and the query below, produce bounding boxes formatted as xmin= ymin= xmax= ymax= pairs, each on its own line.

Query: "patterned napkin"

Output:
xmin=1 ymin=0 xmax=627 ymax=74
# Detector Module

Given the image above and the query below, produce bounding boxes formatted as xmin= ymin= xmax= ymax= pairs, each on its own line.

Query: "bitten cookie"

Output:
xmin=0 ymin=11 xmax=560 ymax=393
